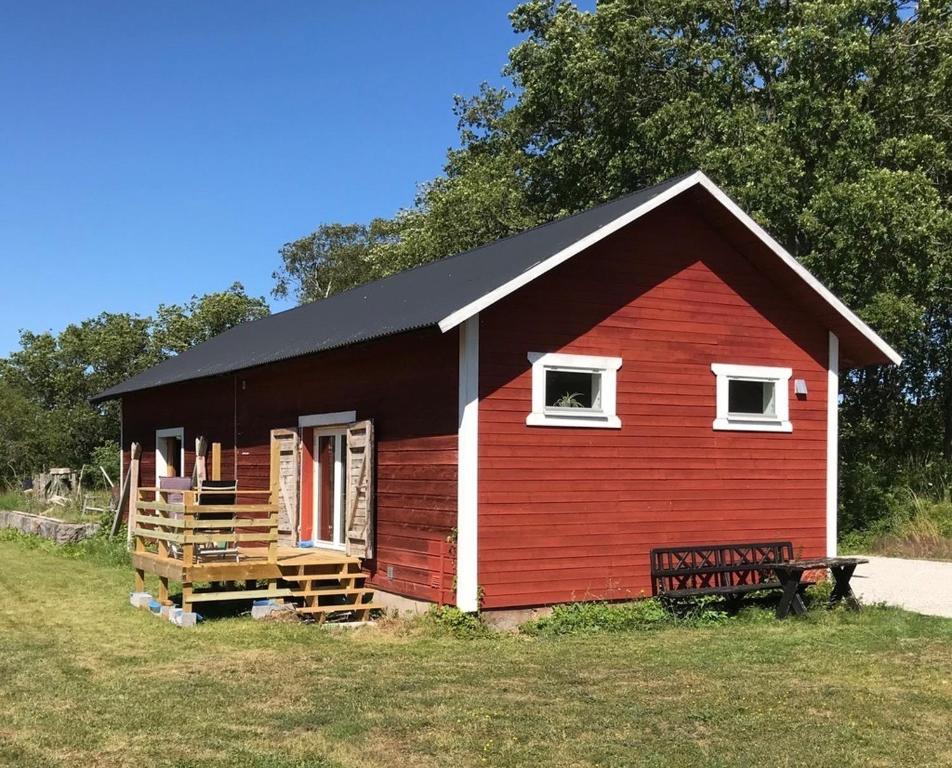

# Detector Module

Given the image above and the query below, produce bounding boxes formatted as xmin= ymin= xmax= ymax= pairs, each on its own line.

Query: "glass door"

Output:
xmin=312 ymin=428 xmax=347 ymax=549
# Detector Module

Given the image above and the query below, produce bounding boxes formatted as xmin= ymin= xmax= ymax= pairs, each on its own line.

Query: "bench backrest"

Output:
xmin=650 ymin=542 xmax=794 ymax=594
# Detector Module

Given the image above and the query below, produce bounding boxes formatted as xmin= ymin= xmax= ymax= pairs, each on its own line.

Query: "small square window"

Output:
xmin=712 ymin=364 xmax=792 ymax=432
xmin=727 ymin=379 xmax=776 ymax=418
xmin=545 ymin=369 xmax=602 ymax=411
xmin=527 ymin=352 xmax=622 ymax=428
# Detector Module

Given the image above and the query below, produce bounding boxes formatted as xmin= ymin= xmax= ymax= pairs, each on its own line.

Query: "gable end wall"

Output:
xmin=476 ymin=200 xmax=830 ymax=610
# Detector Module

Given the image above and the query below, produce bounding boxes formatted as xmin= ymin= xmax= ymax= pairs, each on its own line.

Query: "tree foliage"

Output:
xmin=276 ymin=0 xmax=952 ymax=531
xmin=0 ymin=283 xmax=269 ymax=484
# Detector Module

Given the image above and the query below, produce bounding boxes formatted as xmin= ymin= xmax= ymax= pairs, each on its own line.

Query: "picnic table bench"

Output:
xmin=650 ymin=542 xmax=868 ymax=619
xmin=772 ymin=556 xmax=868 ymax=618
xmin=651 ymin=541 xmax=798 ymax=607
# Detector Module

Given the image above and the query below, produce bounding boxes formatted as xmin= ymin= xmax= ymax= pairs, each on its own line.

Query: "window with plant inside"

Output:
xmin=527 ymin=352 xmax=622 ymax=428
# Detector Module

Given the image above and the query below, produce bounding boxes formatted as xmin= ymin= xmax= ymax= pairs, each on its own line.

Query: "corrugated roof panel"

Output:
xmin=92 ymin=174 xmax=692 ymax=402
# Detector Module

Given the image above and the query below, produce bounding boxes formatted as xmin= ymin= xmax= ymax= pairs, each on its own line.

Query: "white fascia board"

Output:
xmin=437 ymin=172 xmax=705 ymax=334
xmin=693 ymin=174 xmax=902 ymax=367
xmin=436 ymin=171 xmax=902 ymax=368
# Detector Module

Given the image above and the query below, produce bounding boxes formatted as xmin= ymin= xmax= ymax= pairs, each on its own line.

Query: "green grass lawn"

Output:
xmin=0 ymin=541 xmax=950 ymax=768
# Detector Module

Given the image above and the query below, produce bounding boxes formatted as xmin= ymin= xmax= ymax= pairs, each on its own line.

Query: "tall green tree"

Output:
xmin=276 ymin=0 xmax=952 ymax=529
xmin=0 ymin=283 xmax=270 ymax=483
xmin=152 ymin=282 xmax=270 ymax=356
xmin=272 ymin=221 xmax=398 ymax=305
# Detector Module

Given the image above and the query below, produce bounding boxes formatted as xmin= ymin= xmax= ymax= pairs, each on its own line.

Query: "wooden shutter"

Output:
xmin=345 ymin=420 xmax=374 ymax=559
xmin=270 ymin=428 xmax=300 ymax=544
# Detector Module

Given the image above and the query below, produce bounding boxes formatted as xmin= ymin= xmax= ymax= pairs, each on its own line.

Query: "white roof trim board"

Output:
xmin=438 ymin=171 xmax=902 ymax=367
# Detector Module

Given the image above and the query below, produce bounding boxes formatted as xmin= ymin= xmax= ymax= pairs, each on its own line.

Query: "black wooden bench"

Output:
xmin=650 ymin=541 xmax=804 ymax=608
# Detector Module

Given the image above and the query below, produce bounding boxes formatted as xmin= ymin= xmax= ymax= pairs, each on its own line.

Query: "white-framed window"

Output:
xmin=526 ymin=352 xmax=622 ymax=429
xmin=711 ymin=363 xmax=792 ymax=432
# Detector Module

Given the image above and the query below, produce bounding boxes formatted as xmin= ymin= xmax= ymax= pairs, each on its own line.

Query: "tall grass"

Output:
xmin=0 ymin=527 xmax=130 ymax=568
xmin=0 ymin=488 xmax=42 ymax=513
xmin=841 ymin=460 xmax=952 ymax=560
xmin=0 ymin=486 xmax=110 ymax=522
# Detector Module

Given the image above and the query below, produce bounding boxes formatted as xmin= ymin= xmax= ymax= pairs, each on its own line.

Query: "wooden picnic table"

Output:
xmin=770 ymin=556 xmax=869 ymax=619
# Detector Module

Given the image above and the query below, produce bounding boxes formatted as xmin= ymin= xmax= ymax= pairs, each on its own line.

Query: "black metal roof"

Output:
xmin=92 ymin=173 xmax=694 ymax=402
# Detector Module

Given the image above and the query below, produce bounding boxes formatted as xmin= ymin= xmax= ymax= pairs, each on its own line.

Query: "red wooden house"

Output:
xmin=94 ymin=172 xmax=900 ymax=615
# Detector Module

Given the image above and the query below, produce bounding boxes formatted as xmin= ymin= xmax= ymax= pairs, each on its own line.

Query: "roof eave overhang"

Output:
xmin=437 ymin=171 xmax=902 ymax=369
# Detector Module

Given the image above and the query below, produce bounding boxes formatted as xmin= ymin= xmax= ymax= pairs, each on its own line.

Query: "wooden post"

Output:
xmin=182 ymin=490 xmax=195 ymax=612
xmin=125 ymin=443 xmax=141 ymax=547
xmin=130 ymin=441 xmax=145 ymax=592
xmin=211 ymin=442 xmax=222 ymax=482
xmin=133 ymin=482 xmax=145 ymax=592
xmin=268 ymin=438 xmax=280 ymax=564
xmin=194 ymin=436 xmax=207 ymax=487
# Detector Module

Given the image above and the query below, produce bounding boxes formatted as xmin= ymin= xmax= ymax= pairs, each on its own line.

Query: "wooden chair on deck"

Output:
xmin=158 ymin=476 xmax=193 ymax=560
xmin=194 ymin=480 xmax=239 ymax=562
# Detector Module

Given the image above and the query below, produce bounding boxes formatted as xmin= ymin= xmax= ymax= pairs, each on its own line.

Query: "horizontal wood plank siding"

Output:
xmin=477 ymin=200 xmax=829 ymax=609
xmin=122 ymin=328 xmax=458 ymax=603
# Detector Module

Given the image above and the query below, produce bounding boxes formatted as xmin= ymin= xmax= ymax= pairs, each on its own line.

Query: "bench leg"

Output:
xmin=829 ymin=565 xmax=860 ymax=610
xmin=725 ymin=594 xmax=743 ymax=615
xmin=776 ymin=570 xmax=807 ymax=619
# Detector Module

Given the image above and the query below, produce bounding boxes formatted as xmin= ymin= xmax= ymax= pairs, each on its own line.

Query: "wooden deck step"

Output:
xmin=280 ymin=572 xmax=366 ymax=582
xmin=189 ymin=587 xmax=293 ymax=603
xmin=295 ymin=602 xmax=383 ymax=615
xmin=289 ymin=587 xmax=374 ymax=599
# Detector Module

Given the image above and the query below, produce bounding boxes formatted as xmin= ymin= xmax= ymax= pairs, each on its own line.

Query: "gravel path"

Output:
xmin=851 ymin=555 xmax=952 ymax=618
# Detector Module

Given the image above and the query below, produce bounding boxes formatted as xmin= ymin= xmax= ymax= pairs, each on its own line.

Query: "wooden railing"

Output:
xmin=133 ymin=487 xmax=279 ymax=566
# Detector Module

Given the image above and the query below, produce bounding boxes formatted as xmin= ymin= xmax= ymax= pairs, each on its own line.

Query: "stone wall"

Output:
xmin=0 ymin=510 xmax=100 ymax=544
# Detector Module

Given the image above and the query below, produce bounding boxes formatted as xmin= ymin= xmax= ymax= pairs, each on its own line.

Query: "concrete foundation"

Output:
xmin=372 ymin=588 xmax=435 ymax=616
xmin=371 ymin=588 xmax=554 ymax=631
xmin=481 ymin=606 xmax=554 ymax=631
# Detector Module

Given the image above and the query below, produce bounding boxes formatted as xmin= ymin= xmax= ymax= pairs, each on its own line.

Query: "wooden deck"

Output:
xmin=131 ymin=485 xmax=379 ymax=621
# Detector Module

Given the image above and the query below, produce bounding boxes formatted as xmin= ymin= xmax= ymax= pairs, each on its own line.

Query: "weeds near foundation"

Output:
xmin=417 ymin=605 xmax=492 ymax=639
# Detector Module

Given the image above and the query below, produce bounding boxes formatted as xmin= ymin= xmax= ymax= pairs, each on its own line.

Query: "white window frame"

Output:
xmin=298 ymin=410 xmax=356 ymax=429
xmin=711 ymin=363 xmax=792 ymax=432
xmin=155 ymin=427 xmax=185 ymax=479
xmin=526 ymin=352 xmax=622 ymax=429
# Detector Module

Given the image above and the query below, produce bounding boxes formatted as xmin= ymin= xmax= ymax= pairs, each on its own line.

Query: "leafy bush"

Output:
xmin=419 ymin=605 xmax=491 ymax=639
xmin=522 ymin=599 xmax=669 ymax=636
xmin=83 ymin=442 xmax=121 ymax=489
xmin=521 ymin=597 xmax=737 ymax=637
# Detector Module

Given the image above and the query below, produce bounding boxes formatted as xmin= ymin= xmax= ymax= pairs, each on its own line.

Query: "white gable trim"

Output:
xmin=694 ymin=176 xmax=901 ymax=366
xmin=437 ymin=172 xmax=702 ymax=334
xmin=437 ymin=172 xmax=901 ymax=367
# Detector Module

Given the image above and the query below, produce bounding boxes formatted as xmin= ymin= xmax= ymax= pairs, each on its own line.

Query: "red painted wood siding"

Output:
xmin=477 ymin=199 xmax=830 ymax=609
xmin=122 ymin=328 xmax=458 ymax=602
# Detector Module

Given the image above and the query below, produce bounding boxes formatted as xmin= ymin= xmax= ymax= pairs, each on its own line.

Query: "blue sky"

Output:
xmin=0 ymin=1 xmax=592 ymax=355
